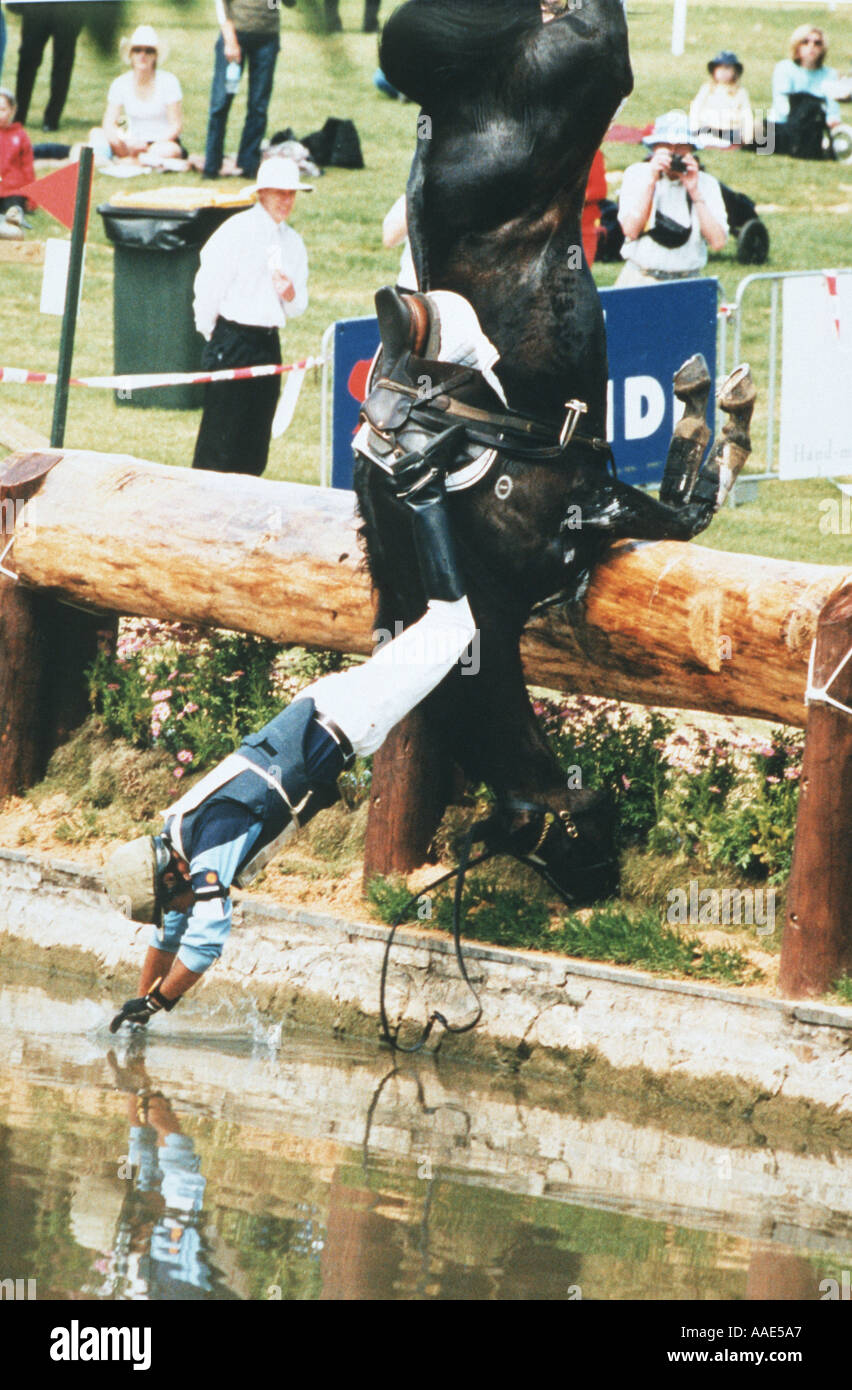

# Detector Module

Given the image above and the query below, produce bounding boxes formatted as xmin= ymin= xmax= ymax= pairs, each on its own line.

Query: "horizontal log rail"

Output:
xmin=2 ymin=449 xmax=851 ymax=997
xmin=4 ymin=450 xmax=850 ymax=727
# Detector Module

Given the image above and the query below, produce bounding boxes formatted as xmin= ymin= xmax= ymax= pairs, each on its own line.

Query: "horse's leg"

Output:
xmin=425 ymin=605 xmax=619 ymax=906
xmin=575 ymin=364 xmax=756 ymax=543
xmin=700 ymin=363 xmax=757 ymax=511
xmin=658 ymin=354 xmax=712 ymax=506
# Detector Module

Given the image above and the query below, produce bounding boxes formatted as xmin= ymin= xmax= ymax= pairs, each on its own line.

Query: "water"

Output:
xmin=0 ymin=964 xmax=850 ymax=1302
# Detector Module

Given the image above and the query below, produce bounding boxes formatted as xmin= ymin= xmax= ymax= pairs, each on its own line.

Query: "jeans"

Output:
xmin=203 ymin=30 xmax=279 ymax=179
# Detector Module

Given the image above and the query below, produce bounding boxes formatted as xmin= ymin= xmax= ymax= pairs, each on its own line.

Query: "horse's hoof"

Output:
xmin=717 ymin=362 xmax=756 ymax=415
xmin=673 ymin=352 xmax=711 ymax=398
xmin=485 ymin=795 xmax=619 ymax=908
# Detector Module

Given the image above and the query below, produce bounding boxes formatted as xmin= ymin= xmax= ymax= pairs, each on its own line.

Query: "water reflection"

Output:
xmin=0 ymin=974 xmax=850 ymax=1301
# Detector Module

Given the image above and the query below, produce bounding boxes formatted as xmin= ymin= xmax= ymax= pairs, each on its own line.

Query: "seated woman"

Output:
xmin=769 ymin=25 xmax=841 ymax=156
xmin=690 ymin=50 xmax=754 ymax=148
xmin=89 ymin=24 xmax=185 ymax=167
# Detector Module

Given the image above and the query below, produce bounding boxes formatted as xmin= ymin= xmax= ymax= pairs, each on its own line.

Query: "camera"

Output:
xmin=669 ymin=154 xmax=688 ymax=174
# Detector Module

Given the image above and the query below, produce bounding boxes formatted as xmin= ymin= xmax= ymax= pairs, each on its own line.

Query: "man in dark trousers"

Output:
xmin=13 ymin=0 xmax=86 ymax=131
xmin=192 ymin=156 xmax=311 ymax=477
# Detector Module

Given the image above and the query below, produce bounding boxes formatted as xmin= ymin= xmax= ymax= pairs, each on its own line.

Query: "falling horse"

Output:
xmin=354 ymin=0 xmax=755 ymax=903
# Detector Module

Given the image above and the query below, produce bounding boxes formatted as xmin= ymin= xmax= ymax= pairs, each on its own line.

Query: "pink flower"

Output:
xmin=173 ymin=767 xmax=185 ymax=780
xmin=177 ymin=749 xmax=193 ymax=764
xmin=182 ymin=702 xmax=199 ymax=715
xmin=106 ymin=683 xmax=119 ymax=691
xmin=153 ymin=702 xmax=171 ymax=721
xmin=150 ymin=689 xmax=172 ymax=703
xmin=784 ymin=768 xmax=801 ymax=781
xmin=766 ymin=775 xmax=780 ymax=784
xmin=151 ymin=719 xmax=161 ymax=737
xmin=621 ymin=775 xmax=631 ymax=790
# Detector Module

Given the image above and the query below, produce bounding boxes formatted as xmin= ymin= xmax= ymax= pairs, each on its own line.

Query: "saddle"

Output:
xmin=355 ymin=288 xmax=608 ymax=494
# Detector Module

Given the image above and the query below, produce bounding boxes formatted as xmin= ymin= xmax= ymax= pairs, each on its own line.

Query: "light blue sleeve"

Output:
xmin=820 ymin=68 xmax=842 ymax=124
xmin=176 ymin=824 xmax=264 ymax=974
xmin=150 ymin=908 xmax=188 ymax=956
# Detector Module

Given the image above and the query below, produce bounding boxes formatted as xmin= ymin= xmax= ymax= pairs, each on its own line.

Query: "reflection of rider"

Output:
xmin=92 ymin=1049 xmax=231 ymax=1300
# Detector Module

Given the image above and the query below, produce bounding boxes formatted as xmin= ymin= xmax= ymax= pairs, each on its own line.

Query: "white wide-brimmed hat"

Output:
xmin=642 ymin=110 xmax=704 ymax=149
xmin=121 ymin=25 xmax=168 ymax=63
xmin=248 ymin=156 xmax=314 ymax=195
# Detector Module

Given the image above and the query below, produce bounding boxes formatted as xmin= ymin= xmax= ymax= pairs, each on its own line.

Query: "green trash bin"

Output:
xmin=98 ymin=198 xmax=250 ymax=410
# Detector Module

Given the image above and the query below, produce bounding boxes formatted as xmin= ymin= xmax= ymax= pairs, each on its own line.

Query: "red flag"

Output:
xmin=15 ymin=160 xmax=87 ymax=232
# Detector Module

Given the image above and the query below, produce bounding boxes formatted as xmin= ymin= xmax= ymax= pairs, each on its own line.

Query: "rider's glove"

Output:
xmin=109 ymin=984 xmax=176 ymax=1034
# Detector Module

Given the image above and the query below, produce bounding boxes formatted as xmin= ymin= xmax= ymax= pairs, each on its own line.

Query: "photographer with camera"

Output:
xmin=616 ymin=111 xmax=728 ymax=287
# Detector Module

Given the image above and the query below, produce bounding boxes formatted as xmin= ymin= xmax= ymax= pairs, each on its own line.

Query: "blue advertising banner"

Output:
xmin=329 ymin=279 xmax=717 ymax=490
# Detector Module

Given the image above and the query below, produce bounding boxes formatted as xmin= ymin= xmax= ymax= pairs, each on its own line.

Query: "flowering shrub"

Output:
xmin=88 ymin=619 xmax=349 ymax=788
xmin=537 ymin=694 xmax=674 ymax=847
xmin=650 ymin=725 xmax=803 ymax=882
xmin=534 ymin=694 xmax=802 ymax=880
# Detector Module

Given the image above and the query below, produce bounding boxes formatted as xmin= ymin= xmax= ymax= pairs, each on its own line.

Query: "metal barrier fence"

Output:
xmin=728 ymin=268 xmax=852 ymax=476
xmin=320 ymin=272 xmax=852 ymax=488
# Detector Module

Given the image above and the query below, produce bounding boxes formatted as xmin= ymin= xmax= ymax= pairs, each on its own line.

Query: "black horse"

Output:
xmin=354 ymin=0 xmax=752 ymax=901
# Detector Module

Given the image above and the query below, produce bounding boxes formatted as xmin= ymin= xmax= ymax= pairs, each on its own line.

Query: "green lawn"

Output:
xmin=1 ymin=0 xmax=851 ymax=565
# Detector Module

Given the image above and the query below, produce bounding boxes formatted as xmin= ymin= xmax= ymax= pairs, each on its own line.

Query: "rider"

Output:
xmin=104 ymin=286 xmax=619 ymax=1031
xmin=103 ymin=289 xmax=500 ymax=1031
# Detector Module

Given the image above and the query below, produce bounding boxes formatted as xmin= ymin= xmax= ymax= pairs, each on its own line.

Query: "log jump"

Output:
xmin=1 ymin=449 xmax=850 ymax=997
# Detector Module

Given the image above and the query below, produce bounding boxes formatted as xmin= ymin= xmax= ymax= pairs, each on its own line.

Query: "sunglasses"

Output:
xmin=132 ymin=46 xmax=157 ymax=54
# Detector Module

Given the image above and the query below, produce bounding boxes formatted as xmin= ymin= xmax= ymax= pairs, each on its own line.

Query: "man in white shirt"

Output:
xmin=192 ymin=156 xmax=311 ymax=476
xmin=616 ymin=111 xmax=728 ymax=287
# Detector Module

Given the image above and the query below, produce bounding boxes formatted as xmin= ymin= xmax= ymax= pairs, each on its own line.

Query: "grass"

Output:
xmin=366 ymin=871 xmax=761 ymax=986
xmin=0 ymin=0 xmax=850 ymax=533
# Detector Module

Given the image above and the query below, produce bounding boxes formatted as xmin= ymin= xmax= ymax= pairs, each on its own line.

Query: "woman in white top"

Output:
xmin=90 ymin=25 xmax=184 ymax=166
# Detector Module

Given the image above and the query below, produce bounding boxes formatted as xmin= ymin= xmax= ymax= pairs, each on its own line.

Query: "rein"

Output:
xmin=370 ymin=375 xmax=614 ymax=467
xmin=378 ymin=797 xmax=613 ymax=1054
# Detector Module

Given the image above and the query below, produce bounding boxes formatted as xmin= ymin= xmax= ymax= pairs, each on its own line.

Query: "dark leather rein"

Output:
xmin=367 ymin=368 xmax=615 ymax=469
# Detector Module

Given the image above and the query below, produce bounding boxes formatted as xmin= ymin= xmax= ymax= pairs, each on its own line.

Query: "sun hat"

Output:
xmin=248 ymin=156 xmax=315 ymax=194
xmin=642 ymin=111 xmax=704 ymax=149
xmin=121 ymin=25 xmax=168 ymax=63
xmin=708 ymin=50 xmax=743 ymax=76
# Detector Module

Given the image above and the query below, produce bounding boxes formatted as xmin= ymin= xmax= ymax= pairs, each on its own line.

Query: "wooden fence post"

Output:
xmin=780 ymin=585 xmax=852 ymax=997
xmin=362 ymin=706 xmax=455 ymax=883
xmin=0 ymin=453 xmax=113 ymax=799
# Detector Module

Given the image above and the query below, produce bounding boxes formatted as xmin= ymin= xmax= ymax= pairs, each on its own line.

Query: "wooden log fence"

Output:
xmin=1 ymin=449 xmax=850 ymax=998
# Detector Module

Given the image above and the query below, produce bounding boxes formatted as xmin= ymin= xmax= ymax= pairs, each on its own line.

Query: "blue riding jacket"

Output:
xmin=154 ymin=700 xmax=341 ymax=974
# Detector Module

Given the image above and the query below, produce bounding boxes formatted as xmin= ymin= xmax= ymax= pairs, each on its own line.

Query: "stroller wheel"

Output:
xmin=830 ymin=123 xmax=852 ymax=164
xmin=736 ymin=218 xmax=769 ymax=265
